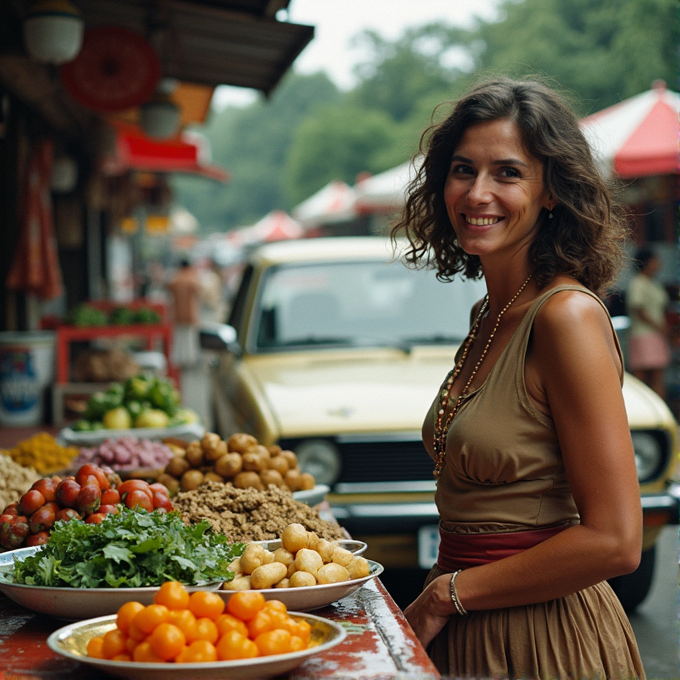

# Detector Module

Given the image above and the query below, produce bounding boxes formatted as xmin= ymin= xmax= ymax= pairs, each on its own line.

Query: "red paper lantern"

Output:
xmin=60 ymin=26 xmax=160 ymax=113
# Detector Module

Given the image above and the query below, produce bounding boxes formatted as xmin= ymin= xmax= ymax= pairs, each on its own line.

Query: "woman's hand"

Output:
xmin=403 ymin=574 xmax=455 ymax=648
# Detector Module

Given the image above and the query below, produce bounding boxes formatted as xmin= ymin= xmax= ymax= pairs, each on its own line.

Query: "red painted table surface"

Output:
xmin=0 ymin=579 xmax=439 ymax=680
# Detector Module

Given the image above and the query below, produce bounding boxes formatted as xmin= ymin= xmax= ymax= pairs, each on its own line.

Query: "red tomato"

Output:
xmin=18 ymin=490 xmax=45 ymax=516
xmin=152 ymin=491 xmax=173 ymax=512
xmin=117 ymin=480 xmax=154 ymax=501
xmin=0 ymin=516 xmax=29 ymax=549
xmin=75 ymin=464 xmax=111 ymax=491
xmin=125 ymin=489 xmax=154 ymax=513
xmin=30 ymin=478 xmax=57 ymax=503
xmin=55 ymin=507 xmax=81 ymax=523
xmin=85 ymin=513 xmax=107 ymax=525
xmin=80 ymin=475 xmax=101 ymax=490
xmin=75 ymin=484 xmax=102 ymax=516
xmin=55 ymin=479 xmax=81 ymax=509
xmin=29 ymin=502 xmax=59 ymax=533
xmin=26 ymin=530 xmax=50 ymax=546
xmin=98 ymin=504 xmax=119 ymax=515
xmin=1 ymin=503 xmax=19 ymax=517
xmin=100 ymin=488 xmax=120 ymax=506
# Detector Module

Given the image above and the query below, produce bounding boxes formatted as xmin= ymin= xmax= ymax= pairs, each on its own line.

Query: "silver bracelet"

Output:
xmin=449 ymin=570 xmax=468 ymax=615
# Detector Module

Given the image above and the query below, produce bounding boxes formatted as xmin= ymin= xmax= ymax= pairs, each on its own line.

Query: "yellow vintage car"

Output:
xmin=201 ymin=236 xmax=679 ymax=611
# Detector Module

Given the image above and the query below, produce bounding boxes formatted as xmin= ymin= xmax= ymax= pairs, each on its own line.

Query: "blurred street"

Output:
xmin=629 ymin=525 xmax=679 ymax=678
xmin=177 ymin=359 xmax=215 ymax=432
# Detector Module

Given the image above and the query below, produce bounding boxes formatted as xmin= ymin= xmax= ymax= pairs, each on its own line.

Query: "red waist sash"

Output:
xmin=437 ymin=525 xmax=568 ymax=571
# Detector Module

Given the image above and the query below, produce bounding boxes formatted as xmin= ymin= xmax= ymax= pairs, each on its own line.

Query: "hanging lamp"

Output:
xmin=140 ymin=89 xmax=181 ymax=139
xmin=23 ymin=0 xmax=84 ymax=65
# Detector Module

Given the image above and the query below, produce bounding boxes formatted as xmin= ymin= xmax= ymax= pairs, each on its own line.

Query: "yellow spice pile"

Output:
xmin=3 ymin=433 xmax=78 ymax=474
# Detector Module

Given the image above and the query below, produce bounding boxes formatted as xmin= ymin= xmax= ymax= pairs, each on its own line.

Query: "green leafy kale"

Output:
xmin=10 ymin=508 xmax=245 ymax=588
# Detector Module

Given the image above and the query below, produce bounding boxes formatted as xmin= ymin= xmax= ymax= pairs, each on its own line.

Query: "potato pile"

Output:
xmin=223 ymin=523 xmax=370 ymax=591
xmin=158 ymin=433 xmax=315 ymax=495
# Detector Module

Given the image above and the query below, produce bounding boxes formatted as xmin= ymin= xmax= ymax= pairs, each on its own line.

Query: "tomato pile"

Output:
xmin=87 ymin=583 xmax=311 ymax=663
xmin=0 ymin=464 xmax=173 ymax=550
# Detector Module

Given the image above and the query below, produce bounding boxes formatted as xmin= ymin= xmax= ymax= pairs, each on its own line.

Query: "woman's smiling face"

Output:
xmin=443 ymin=118 xmax=552 ymax=262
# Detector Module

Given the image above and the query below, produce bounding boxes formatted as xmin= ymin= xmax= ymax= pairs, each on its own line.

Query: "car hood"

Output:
xmin=240 ymin=349 xmax=676 ymax=438
xmin=244 ymin=347 xmax=458 ymax=437
xmin=622 ymin=372 xmax=676 ymax=429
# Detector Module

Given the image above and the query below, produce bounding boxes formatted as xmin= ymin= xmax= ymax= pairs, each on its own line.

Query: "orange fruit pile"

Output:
xmin=86 ymin=582 xmax=311 ymax=663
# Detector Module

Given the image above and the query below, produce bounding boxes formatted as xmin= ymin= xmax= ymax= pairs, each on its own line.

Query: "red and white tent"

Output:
xmin=255 ymin=210 xmax=304 ymax=242
xmin=353 ymin=158 xmax=422 ymax=214
xmin=580 ymin=80 xmax=679 ymax=178
xmin=230 ymin=210 xmax=304 ymax=245
xmin=291 ymin=181 xmax=356 ymax=227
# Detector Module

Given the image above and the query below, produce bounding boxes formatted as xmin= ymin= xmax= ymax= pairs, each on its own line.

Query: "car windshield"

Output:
xmin=252 ymin=259 xmax=487 ymax=351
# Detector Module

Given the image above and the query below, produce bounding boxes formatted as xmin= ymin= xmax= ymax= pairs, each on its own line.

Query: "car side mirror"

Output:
xmin=611 ymin=315 xmax=630 ymax=332
xmin=199 ymin=323 xmax=242 ymax=356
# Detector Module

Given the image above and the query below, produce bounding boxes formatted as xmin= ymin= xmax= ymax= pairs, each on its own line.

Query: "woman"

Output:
xmin=394 ymin=78 xmax=645 ymax=679
xmin=626 ymin=247 xmax=671 ymax=400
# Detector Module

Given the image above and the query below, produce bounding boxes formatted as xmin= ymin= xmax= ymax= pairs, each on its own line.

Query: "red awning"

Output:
xmin=580 ymin=81 xmax=680 ymax=178
xmin=101 ymin=124 xmax=230 ymax=182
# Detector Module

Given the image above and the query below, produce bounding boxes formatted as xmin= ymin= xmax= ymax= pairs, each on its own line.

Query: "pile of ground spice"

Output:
xmin=172 ymin=483 xmax=346 ymax=542
xmin=0 ymin=453 xmax=41 ymax=511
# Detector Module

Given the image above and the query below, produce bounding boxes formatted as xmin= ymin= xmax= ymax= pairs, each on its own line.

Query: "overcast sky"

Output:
xmin=213 ymin=0 xmax=501 ymax=107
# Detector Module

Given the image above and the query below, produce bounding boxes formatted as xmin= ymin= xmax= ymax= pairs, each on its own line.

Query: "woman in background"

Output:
xmin=626 ymin=247 xmax=671 ymax=400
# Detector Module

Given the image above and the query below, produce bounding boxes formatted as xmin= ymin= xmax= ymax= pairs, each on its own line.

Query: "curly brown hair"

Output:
xmin=392 ymin=77 xmax=630 ymax=295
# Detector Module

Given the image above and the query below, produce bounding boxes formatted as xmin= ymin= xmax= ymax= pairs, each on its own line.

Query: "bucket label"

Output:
xmin=0 ymin=348 xmax=39 ymax=413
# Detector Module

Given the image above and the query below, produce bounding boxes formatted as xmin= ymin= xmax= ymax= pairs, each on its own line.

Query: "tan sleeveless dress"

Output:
xmin=425 ymin=285 xmax=645 ymax=679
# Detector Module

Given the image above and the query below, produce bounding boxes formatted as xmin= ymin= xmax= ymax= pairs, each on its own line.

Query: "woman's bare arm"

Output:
xmin=405 ymin=291 xmax=642 ymax=645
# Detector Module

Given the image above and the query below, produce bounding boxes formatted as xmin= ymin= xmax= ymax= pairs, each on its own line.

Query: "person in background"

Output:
xmin=626 ymin=247 xmax=671 ymax=400
xmin=394 ymin=77 xmax=644 ymax=678
xmin=145 ymin=261 xmax=169 ymax=304
xmin=166 ymin=257 xmax=201 ymax=368
xmin=199 ymin=259 xmax=227 ymax=324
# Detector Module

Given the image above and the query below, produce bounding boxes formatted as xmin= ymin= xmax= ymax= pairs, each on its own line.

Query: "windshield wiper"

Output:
xmin=273 ymin=335 xmax=411 ymax=352
xmin=276 ymin=336 xmax=354 ymax=346
xmin=270 ymin=333 xmax=465 ymax=351
xmin=400 ymin=334 xmax=465 ymax=345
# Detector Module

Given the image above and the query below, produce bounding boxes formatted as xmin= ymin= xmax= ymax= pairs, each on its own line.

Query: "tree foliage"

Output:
xmin=466 ymin=0 xmax=676 ymax=114
xmin=284 ymin=104 xmax=396 ymax=204
xmin=172 ymin=0 xmax=676 ymax=233
xmin=348 ymin=24 xmax=464 ymax=122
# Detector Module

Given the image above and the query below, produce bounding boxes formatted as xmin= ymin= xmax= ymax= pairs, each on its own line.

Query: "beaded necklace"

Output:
xmin=433 ymin=273 xmax=533 ymax=479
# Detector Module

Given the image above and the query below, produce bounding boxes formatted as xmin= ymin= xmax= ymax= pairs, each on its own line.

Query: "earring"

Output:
xmin=548 ymin=210 xmax=553 ymax=220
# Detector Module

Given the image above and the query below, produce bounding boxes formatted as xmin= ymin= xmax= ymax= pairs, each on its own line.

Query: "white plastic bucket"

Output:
xmin=0 ymin=331 xmax=55 ymax=426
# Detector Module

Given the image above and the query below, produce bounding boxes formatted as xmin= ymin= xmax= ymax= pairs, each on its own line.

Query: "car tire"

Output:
xmin=607 ymin=544 xmax=656 ymax=612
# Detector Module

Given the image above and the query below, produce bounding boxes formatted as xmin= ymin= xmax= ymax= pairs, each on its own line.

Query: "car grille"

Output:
xmin=277 ymin=436 xmax=435 ymax=485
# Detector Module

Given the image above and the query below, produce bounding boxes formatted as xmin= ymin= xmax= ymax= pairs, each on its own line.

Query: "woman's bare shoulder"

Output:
xmin=535 ymin=286 xmax=609 ymax=334
xmin=532 ymin=284 xmax=618 ymax=365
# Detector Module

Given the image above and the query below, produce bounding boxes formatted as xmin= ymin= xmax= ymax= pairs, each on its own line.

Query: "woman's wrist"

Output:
xmin=449 ymin=570 xmax=468 ymax=615
xmin=430 ymin=574 xmax=460 ymax=616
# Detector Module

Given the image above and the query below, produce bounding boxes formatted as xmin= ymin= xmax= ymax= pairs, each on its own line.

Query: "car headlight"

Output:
xmin=294 ymin=439 xmax=341 ymax=486
xmin=631 ymin=431 xmax=663 ymax=482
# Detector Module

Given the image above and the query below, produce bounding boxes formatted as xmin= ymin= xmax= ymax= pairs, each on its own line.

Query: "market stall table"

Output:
xmin=53 ymin=322 xmax=175 ymax=385
xmin=0 ymin=577 xmax=439 ymax=679
xmin=42 ymin=300 xmax=180 ymax=390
